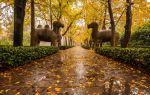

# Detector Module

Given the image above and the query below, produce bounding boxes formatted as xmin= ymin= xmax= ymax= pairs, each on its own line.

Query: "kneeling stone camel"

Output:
xmin=34 ymin=21 xmax=64 ymax=46
xmin=88 ymin=22 xmax=120 ymax=47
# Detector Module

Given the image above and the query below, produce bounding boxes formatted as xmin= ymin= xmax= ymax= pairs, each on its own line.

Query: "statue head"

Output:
xmin=88 ymin=22 xmax=98 ymax=29
xmin=53 ymin=21 xmax=64 ymax=28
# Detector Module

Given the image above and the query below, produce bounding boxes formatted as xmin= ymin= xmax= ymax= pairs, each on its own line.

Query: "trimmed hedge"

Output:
xmin=95 ymin=47 xmax=150 ymax=71
xmin=59 ymin=46 xmax=74 ymax=50
xmin=82 ymin=45 xmax=91 ymax=49
xmin=0 ymin=46 xmax=58 ymax=67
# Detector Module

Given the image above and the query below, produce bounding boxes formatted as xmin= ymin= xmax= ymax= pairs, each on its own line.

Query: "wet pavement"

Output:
xmin=0 ymin=46 xmax=150 ymax=95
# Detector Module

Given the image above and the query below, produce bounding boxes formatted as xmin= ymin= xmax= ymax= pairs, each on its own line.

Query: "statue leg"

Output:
xmin=58 ymin=40 xmax=61 ymax=47
xmin=35 ymin=39 xmax=40 ymax=46
xmin=91 ymin=42 xmax=94 ymax=49
xmin=51 ymin=41 xmax=55 ymax=46
xmin=99 ymin=40 xmax=102 ymax=47
xmin=115 ymin=38 xmax=118 ymax=47
xmin=93 ymin=41 xmax=97 ymax=49
xmin=110 ymin=39 xmax=113 ymax=46
xmin=100 ymin=42 xmax=102 ymax=47
xmin=52 ymin=40 xmax=58 ymax=47
xmin=89 ymin=41 xmax=91 ymax=47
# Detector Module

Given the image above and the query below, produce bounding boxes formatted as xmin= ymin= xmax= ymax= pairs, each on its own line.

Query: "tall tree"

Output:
xmin=13 ymin=0 xmax=27 ymax=46
xmin=102 ymin=3 xmax=107 ymax=30
xmin=48 ymin=0 xmax=53 ymax=29
xmin=108 ymin=0 xmax=116 ymax=47
xmin=30 ymin=0 xmax=35 ymax=46
xmin=121 ymin=0 xmax=132 ymax=48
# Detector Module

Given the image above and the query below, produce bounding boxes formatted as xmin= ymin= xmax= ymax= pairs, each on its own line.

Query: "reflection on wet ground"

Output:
xmin=0 ymin=46 xmax=150 ymax=95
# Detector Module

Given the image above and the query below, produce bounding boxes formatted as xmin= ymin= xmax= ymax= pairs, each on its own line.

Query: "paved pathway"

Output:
xmin=0 ymin=47 xmax=150 ymax=95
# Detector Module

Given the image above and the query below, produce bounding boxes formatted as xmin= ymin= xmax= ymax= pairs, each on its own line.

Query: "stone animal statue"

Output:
xmin=34 ymin=21 xmax=64 ymax=46
xmin=88 ymin=22 xmax=120 ymax=48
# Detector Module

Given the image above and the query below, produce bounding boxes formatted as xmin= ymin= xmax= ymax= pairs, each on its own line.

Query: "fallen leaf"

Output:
xmin=87 ymin=81 xmax=92 ymax=85
xmin=47 ymin=86 xmax=52 ymax=92
xmin=0 ymin=90 xmax=4 ymax=94
xmin=35 ymin=92 xmax=40 ymax=95
xmin=15 ymin=81 xmax=20 ymax=84
xmin=5 ymin=89 xmax=10 ymax=93
xmin=56 ymin=75 xmax=61 ymax=78
xmin=69 ymin=81 xmax=73 ymax=83
xmin=26 ymin=81 xmax=32 ymax=85
xmin=55 ymin=87 xmax=61 ymax=92
xmin=56 ymin=80 xmax=60 ymax=83
xmin=47 ymin=92 xmax=57 ymax=95
xmin=15 ymin=92 xmax=21 ymax=95
xmin=79 ymin=84 xmax=85 ymax=88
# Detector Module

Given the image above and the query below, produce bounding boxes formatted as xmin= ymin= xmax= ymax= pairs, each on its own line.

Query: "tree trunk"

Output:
xmin=13 ymin=0 xmax=27 ymax=46
xmin=30 ymin=0 xmax=35 ymax=46
xmin=102 ymin=4 xmax=107 ymax=30
xmin=65 ymin=36 xmax=68 ymax=46
xmin=108 ymin=0 xmax=116 ymax=47
xmin=71 ymin=38 xmax=73 ymax=46
xmin=62 ymin=21 xmax=74 ymax=36
xmin=48 ymin=0 xmax=53 ymax=29
xmin=121 ymin=0 xmax=132 ymax=48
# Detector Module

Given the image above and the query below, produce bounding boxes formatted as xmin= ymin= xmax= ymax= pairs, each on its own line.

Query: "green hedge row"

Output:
xmin=0 ymin=46 xmax=58 ymax=67
xmin=59 ymin=46 xmax=74 ymax=50
xmin=81 ymin=45 xmax=91 ymax=49
xmin=95 ymin=47 xmax=150 ymax=71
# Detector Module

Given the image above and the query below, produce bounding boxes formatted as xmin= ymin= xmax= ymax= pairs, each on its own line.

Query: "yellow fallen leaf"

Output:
xmin=87 ymin=82 xmax=92 ymax=85
xmin=69 ymin=81 xmax=73 ymax=83
xmin=15 ymin=81 xmax=20 ymax=84
xmin=55 ymin=87 xmax=61 ymax=92
xmin=47 ymin=86 xmax=52 ymax=92
xmin=5 ymin=89 xmax=10 ymax=93
xmin=79 ymin=84 xmax=85 ymax=88
xmin=48 ymin=86 xmax=52 ymax=89
xmin=35 ymin=92 xmax=40 ymax=95
xmin=47 ymin=92 xmax=57 ymax=95
xmin=56 ymin=75 xmax=61 ymax=78
xmin=15 ymin=92 xmax=21 ymax=95
xmin=26 ymin=81 xmax=32 ymax=85
xmin=56 ymin=80 xmax=60 ymax=83
xmin=0 ymin=90 xmax=4 ymax=94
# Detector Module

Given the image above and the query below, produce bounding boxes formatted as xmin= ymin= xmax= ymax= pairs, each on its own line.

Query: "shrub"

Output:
xmin=130 ymin=22 xmax=150 ymax=47
xmin=95 ymin=47 xmax=150 ymax=71
xmin=0 ymin=46 xmax=58 ymax=67
xmin=59 ymin=46 xmax=74 ymax=50
xmin=81 ymin=45 xmax=91 ymax=49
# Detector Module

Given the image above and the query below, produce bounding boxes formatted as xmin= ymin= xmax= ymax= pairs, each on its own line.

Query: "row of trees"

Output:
xmin=13 ymin=0 xmax=132 ymax=47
